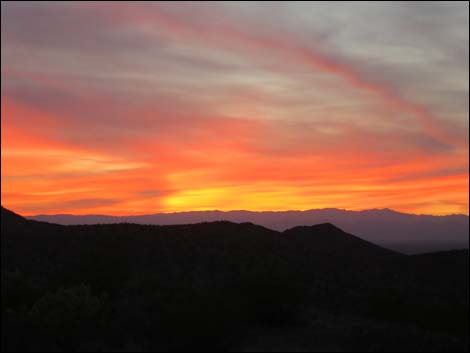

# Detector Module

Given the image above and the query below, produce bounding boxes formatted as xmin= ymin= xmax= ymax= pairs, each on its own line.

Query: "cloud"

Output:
xmin=1 ymin=1 xmax=468 ymax=215
xmin=17 ymin=198 xmax=122 ymax=214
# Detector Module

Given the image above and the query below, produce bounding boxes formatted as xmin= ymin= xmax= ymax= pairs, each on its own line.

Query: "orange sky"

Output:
xmin=1 ymin=2 xmax=469 ymax=216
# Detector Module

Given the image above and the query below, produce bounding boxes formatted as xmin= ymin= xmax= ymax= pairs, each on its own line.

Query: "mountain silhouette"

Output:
xmin=2 ymin=206 xmax=468 ymax=352
xmin=1 ymin=206 xmax=28 ymax=226
xmin=283 ymin=223 xmax=399 ymax=260
xmin=28 ymin=208 xmax=469 ymax=254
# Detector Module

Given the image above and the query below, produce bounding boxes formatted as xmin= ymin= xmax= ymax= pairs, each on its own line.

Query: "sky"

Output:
xmin=1 ymin=1 xmax=469 ymax=216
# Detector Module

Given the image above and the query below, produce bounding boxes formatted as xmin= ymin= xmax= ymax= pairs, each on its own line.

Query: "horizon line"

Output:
xmin=13 ymin=206 xmax=469 ymax=218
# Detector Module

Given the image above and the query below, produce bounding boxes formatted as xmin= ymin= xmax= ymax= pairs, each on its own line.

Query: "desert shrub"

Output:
xmin=26 ymin=285 xmax=109 ymax=351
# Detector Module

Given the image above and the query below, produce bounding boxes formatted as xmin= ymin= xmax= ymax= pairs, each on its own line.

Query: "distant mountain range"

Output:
xmin=28 ymin=208 xmax=469 ymax=254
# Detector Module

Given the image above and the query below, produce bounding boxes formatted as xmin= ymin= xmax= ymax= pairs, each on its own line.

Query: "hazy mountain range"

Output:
xmin=28 ymin=208 xmax=469 ymax=254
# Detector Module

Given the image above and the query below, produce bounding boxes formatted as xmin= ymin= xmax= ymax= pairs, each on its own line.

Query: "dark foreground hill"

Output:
xmin=2 ymin=206 xmax=468 ymax=352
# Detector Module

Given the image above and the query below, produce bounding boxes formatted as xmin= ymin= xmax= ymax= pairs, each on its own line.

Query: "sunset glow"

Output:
xmin=1 ymin=2 xmax=469 ymax=215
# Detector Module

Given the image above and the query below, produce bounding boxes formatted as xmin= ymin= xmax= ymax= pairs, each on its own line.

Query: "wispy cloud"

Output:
xmin=1 ymin=1 xmax=468 ymax=215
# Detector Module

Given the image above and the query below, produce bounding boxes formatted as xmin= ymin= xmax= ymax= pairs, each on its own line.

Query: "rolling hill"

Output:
xmin=2 ymin=206 xmax=468 ymax=352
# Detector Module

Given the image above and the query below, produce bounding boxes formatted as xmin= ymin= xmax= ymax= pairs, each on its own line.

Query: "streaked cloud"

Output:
xmin=1 ymin=1 xmax=468 ymax=215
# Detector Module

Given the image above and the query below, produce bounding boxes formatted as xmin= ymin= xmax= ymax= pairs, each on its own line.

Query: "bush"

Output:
xmin=27 ymin=285 xmax=109 ymax=351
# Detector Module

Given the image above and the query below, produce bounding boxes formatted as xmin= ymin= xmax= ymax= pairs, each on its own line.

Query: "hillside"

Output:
xmin=2 ymin=207 xmax=468 ymax=352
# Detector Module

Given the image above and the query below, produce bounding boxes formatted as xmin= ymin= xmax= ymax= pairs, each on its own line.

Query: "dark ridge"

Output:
xmin=283 ymin=222 xmax=401 ymax=259
xmin=1 ymin=206 xmax=33 ymax=234
xmin=2 ymin=206 xmax=467 ymax=351
xmin=284 ymin=222 xmax=344 ymax=234
xmin=1 ymin=206 xmax=27 ymax=223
